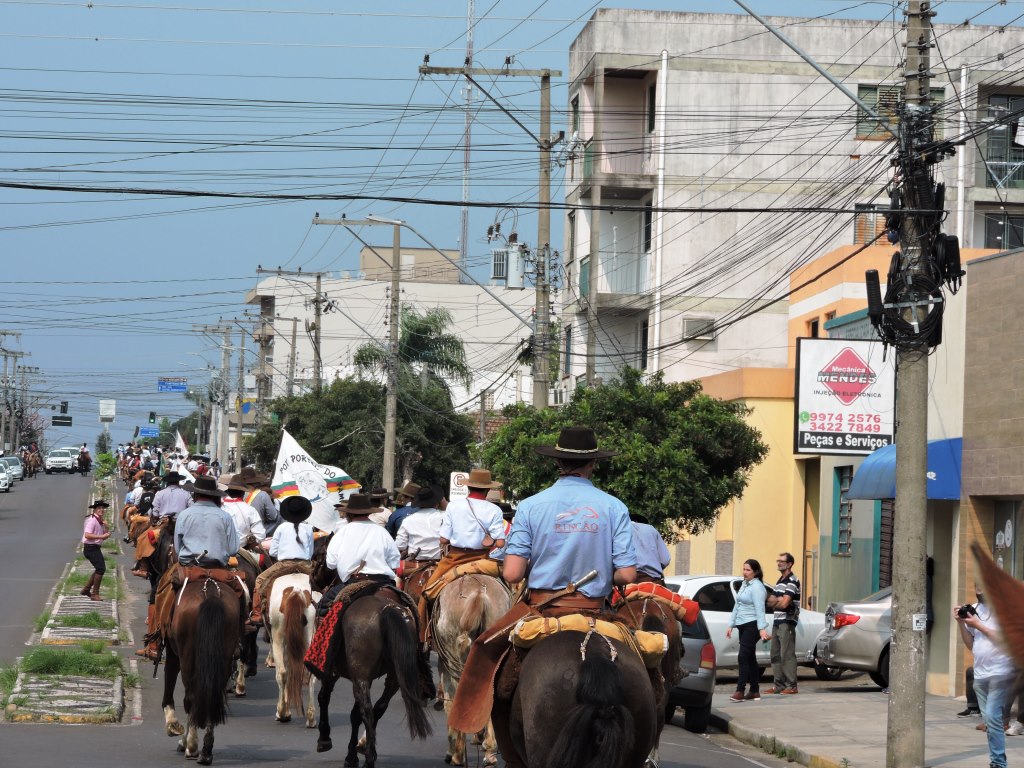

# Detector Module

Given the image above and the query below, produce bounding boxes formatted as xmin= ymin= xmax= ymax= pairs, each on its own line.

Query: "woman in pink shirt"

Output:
xmin=81 ymin=500 xmax=111 ymax=601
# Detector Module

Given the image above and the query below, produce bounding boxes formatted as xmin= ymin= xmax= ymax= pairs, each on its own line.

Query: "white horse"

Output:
xmin=267 ymin=573 xmax=317 ymax=727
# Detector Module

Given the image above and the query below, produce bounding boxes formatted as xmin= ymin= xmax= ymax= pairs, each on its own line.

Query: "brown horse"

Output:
xmin=161 ymin=574 xmax=242 ymax=765
xmin=313 ymin=590 xmax=433 ymax=768
xmin=492 ymin=631 xmax=660 ymax=768
xmin=432 ymin=574 xmax=511 ymax=766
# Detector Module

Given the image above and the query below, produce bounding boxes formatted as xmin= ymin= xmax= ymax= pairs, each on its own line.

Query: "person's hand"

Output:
xmin=726 ymin=627 xmax=733 ymax=639
xmin=760 ymin=629 xmax=770 ymax=641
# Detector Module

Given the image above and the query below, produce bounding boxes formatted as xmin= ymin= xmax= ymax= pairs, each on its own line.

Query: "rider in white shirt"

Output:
xmin=325 ymin=494 xmax=400 ymax=584
xmin=396 ymin=485 xmax=445 ymax=561
xmin=222 ymin=479 xmax=266 ymax=543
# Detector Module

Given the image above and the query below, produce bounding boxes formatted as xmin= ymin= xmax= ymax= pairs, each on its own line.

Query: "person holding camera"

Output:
xmin=955 ymin=589 xmax=1016 ymax=768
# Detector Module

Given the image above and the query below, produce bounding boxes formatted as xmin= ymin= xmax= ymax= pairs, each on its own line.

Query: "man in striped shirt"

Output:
xmin=767 ymin=552 xmax=801 ymax=695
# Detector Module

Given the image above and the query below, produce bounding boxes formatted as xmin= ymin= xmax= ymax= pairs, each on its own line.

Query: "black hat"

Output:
xmin=163 ymin=471 xmax=183 ymax=484
xmin=280 ymin=495 xmax=313 ymax=524
xmin=534 ymin=427 xmax=617 ymax=460
xmin=413 ymin=485 xmax=441 ymax=509
xmin=629 ymin=512 xmax=651 ymax=525
xmin=88 ymin=499 xmax=110 ymax=509
xmin=184 ymin=475 xmax=226 ymax=498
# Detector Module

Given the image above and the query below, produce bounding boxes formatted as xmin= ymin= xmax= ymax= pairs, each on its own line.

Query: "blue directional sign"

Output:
xmin=138 ymin=426 xmax=160 ymax=438
xmin=157 ymin=377 xmax=188 ymax=393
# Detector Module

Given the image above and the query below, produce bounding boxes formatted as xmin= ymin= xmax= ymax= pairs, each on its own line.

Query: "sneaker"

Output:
xmin=729 ymin=691 xmax=744 ymax=702
xmin=744 ymin=691 xmax=761 ymax=701
xmin=1005 ymin=722 xmax=1022 ymax=736
xmin=780 ymin=687 xmax=798 ymax=695
xmin=957 ymin=707 xmax=981 ymax=717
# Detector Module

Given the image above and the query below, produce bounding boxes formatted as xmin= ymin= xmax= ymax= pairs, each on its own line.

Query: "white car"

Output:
xmin=1 ymin=456 xmax=23 ymax=481
xmin=45 ymin=450 xmax=74 ymax=473
xmin=0 ymin=466 xmax=9 ymax=492
xmin=665 ymin=574 xmax=839 ymax=680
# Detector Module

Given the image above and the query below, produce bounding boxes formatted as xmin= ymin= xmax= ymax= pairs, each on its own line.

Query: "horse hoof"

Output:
xmin=277 ymin=714 xmax=291 ymax=723
xmin=483 ymin=756 xmax=498 ymax=767
xmin=343 ymin=758 xmax=359 ymax=768
xmin=168 ymin=722 xmax=185 ymax=737
xmin=245 ymin=664 xmax=257 ymax=678
xmin=316 ymin=739 xmax=333 ymax=753
xmin=197 ymin=756 xmax=212 ymax=766
xmin=234 ymin=690 xmax=246 ymax=698
xmin=433 ymin=699 xmax=445 ymax=711
xmin=176 ymin=741 xmax=185 ymax=753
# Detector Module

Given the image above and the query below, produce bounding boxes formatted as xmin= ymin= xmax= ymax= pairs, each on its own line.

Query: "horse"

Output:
xmin=492 ymin=630 xmax=660 ymax=768
xmin=432 ymin=574 xmax=511 ymax=766
xmin=268 ymin=572 xmax=316 ymax=727
xmin=231 ymin=548 xmax=262 ymax=695
xmin=161 ymin=572 xmax=242 ymax=765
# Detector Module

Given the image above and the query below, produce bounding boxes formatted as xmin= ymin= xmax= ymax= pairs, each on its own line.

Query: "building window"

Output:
xmin=647 ymin=83 xmax=657 ymax=133
xmin=563 ymin=325 xmax=572 ymax=377
xmin=571 ymin=96 xmax=580 ymax=134
xmin=682 ymin=318 xmax=715 ymax=342
xmin=643 ymin=202 xmax=653 ymax=253
xmin=854 ymin=203 xmax=886 ymax=244
xmin=639 ymin=320 xmax=649 ymax=370
xmin=808 ymin=318 xmax=820 ymax=338
xmin=857 ymin=85 xmax=944 ymax=140
xmin=567 ymin=210 xmax=576 ymax=264
xmin=984 ymin=212 xmax=1024 ymax=249
xmin=579 ymin=256 xmax=590 ymax=297
xmin=985 ymin=94 xmax=1024 ymax=189
xmin=834 ymin=466 xmax=853 ymax=555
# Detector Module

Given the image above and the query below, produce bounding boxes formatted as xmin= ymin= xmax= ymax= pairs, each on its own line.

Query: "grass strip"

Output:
xmin=57 ymin=612 xmax=115 ymax=630
xmin=33 ymin=610 xmax=51 ymax=633
xmin=21 ymin=646 xmax=121 ymax=679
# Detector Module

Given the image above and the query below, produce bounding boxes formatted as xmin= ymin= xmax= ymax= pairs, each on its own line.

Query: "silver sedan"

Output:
xmin=815 ymin=587 xmax=892 ymax=688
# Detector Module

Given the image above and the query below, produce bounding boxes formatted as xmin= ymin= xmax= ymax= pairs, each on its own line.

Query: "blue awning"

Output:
xmin=846 ymin=437 xmax=962 ymax=501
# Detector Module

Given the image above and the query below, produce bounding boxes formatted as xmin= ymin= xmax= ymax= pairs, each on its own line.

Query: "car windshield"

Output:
xmin=49 ymin=450 xmax=70 ymax=458
xmin=858 ymin=587 xmax=892 ymax=603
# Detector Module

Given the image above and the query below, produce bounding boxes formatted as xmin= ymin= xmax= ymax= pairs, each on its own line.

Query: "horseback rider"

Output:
xmin=630 ymin=512 xmax=671 ymax=585
xmin=151 ymin=470 xmax=192 ymax=521
xmin=323 ymin=493 xmax=401 ymax=602
xmin=449 ymin=426 xmax=637 ymax=737
xmin=248 ymin=495 xmax=315 ymax=628
xmin=221 ymin=476 xmax=266 ymax=547
xmin=234 ymin=466 xmax=282 ymax=538
xmin=395 ymin=485 xmax=446 ymax=562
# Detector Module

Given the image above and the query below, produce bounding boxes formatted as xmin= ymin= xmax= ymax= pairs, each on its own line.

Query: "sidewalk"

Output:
xmin=709 ymin=688 xmax=1024 ymax=768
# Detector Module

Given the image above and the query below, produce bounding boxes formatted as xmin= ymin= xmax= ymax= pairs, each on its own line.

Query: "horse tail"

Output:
xmin=546 ymin=654 xmax=634 ymax=768
xmin=380 ymin=606 xmax=432 ymax=740
xmin=190 ymin=594 xmax=229 ymax=729
xmin=458 ymin=583 xmax=487 ymax=635
xmin=283 ymin=587 xmax=309 ymax=718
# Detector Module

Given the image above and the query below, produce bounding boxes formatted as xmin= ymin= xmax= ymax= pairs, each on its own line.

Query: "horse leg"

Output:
xmin=233 ymin=656 xmax=246 ymax=698
xmin=182 ymin=691 xmax=199 ymax=758
xmin=371 ymin=672 xmax=399 ymax=722
xmin=345 ymin=698 xmax=362 ymax=768
xmin=304 ymin=670 xmax=317 ymax=728
xmin=441 ymin=666 xmax=465 ymax=766
xmin=481 ymin=720 xmax=499 ymax=766
xmin=197 ymin=724 xmax=215 ymax=766
xmin=315 ymin=678 xmax=334 ymax=753
xmin=161 ymin=648 xmax=185 ymax=738
xmin=357 ymin=680 xmax=378 ymax=768
xmin=273 ymin=630 xmax=290 ymax=722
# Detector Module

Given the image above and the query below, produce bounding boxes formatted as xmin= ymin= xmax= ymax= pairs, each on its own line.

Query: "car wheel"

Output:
xmin=814 ymin=664 xmax=844 ymax=681
xmin=683 ymin=704 xmax=712 ymax=734
xmin=869 ymin=648 xmax=890 ymax=689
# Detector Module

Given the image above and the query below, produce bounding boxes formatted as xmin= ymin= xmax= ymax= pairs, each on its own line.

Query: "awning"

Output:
xmin=846 ymin=437 xmax=962 ymax=501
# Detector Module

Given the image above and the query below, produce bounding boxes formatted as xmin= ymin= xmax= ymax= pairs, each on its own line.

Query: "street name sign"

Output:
xmin=52 ymin=415 xmax=73 ymax=427
xmin=158 ymin=377 xmax=188 ymax=393
xmin=138 ymin=426 xmax=160 ymax=438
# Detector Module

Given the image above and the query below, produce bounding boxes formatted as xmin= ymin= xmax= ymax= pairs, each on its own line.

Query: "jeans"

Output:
xmin=771 ymin=621 xmax=798 ymax=690
xmin=736 ymin=621 xmax=761 ymax=694
xmin=975 ymin=673 xmax=1016 ymax=768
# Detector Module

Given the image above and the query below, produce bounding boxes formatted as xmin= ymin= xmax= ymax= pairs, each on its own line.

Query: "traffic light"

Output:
xmin=60 ymin=400 xmax=68 ymax=414
xmin=148 ymin=411 xmax=156 ymax=424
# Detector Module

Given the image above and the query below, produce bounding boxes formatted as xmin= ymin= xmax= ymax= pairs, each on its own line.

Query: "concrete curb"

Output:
xmin=710 ymin=709 xmax=844 ymax=768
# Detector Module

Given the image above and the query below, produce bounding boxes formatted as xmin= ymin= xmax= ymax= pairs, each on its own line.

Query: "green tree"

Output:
xmin=248 ymin=373 xmax=473 ymax=490
xmin=158 ymin=417 xmax=173 ymax=448
xmin=95 ymin=430 xmax=111 ymax=455
xmin=479 ymin=367 xmax=768 ymax=539
xmin=354 ymin=306 xmax=471 ymax=392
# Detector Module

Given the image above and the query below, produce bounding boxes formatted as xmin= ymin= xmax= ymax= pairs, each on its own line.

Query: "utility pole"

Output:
xmin=193 ymin=322 xmax=234 ymax=470
xmin=419 ymin=61 xmax=562 ymax=406
xmin=0 ymin=331 xmax=23 ymax=450
xmin=235 ymin=326 xmax=246 ymax=468
xmin=14 ymin=364 xmax=37 ymax=449
xmin=6 ymin=352 xmax=27 ymax=450
xmin=461 ymin=0 xmax=474 ymax=274
xmin=256 ymin=268 xmax=327 ymax=393
xmin=313 ymin=214 xmax=402 ymax=491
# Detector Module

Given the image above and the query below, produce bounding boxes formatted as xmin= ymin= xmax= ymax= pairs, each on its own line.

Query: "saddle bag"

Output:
xmin=510 ymin=613 xmax=667 ymax=668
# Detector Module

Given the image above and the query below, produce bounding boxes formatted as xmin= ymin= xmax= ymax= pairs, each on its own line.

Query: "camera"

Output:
xmin=957 ymin=604 xmax=977 ymax=619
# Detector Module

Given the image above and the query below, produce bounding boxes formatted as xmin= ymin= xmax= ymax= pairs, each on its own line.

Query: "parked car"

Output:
xmin=815 ymin=587 xmax=892 ymax=688
xmin=0 ymin=465 xmax=9 ymax=492
xmin=663 ymin=589 xmax=717 ymax=733
xmin=1 ymin=456 xmax=23 ymax=481
xmin=665 ymin=574 xmax=840 ymax=679
xmin=44 ymin=449 xmax=74 ymax=473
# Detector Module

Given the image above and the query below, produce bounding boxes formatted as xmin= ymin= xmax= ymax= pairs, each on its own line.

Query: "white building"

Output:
xmin=561 ymin=9 xmax=1024 ymax=391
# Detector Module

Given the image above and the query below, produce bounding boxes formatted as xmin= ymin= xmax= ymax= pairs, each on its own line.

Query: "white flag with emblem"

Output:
xmin=270 ymin=430 xmax=361 ymax=532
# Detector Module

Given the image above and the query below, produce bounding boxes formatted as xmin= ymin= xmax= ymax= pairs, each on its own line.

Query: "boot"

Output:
xmin=136 ymin=605 xmax=160 ymax=659
xmin=80 ymin=573 xmax=97 ymax=597
xmin=90 ymin=573 xmax=104 ymax=601
xmin=246 ymin=590 xmax=264 ymax=628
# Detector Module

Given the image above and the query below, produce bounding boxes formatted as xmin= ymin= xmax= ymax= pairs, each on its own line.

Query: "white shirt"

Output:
xmin=396 ymin=509 xmax=444 ymax=560
xmin=187 ymin=459 xmax=199 ymax=472
xmin=325 ymin=520 xmax=400 ymax=582
xmin=270 ymin=521 xmax=314 ymax=560
xmin=222 ymin=497 xmax=266 ymax=541
xmin=440 ymin=497 xmax=505 ymax=549
xmin=969 ymin=602 xmax=1016 ymax=679
xmin=128 ymin=484 xmax=144 ymax=505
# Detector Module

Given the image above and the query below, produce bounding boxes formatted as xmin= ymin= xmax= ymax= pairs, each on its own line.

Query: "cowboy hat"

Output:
xmin=234 ymin=466 xmax=269 ymax=486
xmin=184 ymin=475 xmax=227 ymax=498
xmin=280 ymin=495 xmax=313 ymax=524
xmin=629 ymin=511 xmax=652 ymax=525
xmin=393 ymin=481 xmax=420 ymax=500
xmin=342 ymin=493 xmax=382 ymax=517
xmin=162 ymin=471 xmax=184 ymax=484
xmin=413 ymin=485 xmax=442 ymax=509
xmin=465 ymin=468 xmax=501 ymax=489
xmin=534 ymin=426 xmax=617 ymax=460
xmin=88 ymin=499 xmax=110 ymax=509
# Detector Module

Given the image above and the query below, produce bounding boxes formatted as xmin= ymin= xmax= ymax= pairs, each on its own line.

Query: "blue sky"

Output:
xmin=0 ymin=0 xmax=1020 ymax=450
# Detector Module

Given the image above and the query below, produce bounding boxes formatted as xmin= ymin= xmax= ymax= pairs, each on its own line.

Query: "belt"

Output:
xmin=180 ymin=557 xmax=227 ymax=569
xmin=347 ymin=572 xmax=393 ymax=583
xmin=448 ymin=546 xmax=489 ymax=555
xmin=527 ymin=589 xmax=605 ymax=610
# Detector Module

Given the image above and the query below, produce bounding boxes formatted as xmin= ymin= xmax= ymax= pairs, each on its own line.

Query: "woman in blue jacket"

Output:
xmin=726 ymin=558 xmax=770 ymax=701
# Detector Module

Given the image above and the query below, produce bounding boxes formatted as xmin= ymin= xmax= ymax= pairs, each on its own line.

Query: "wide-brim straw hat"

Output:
xmin=234 ymin=466 xmax=269 ymax=486
xmin=465 ymin=468 xmax=501 ymax=489
xmin=280 ymin=495 xmax=313 ymax=524
xmin=393 ymin=481 xmax=420 ymax=500
xmin=534 ymin=426 xmax=617 ymax=460
xmin=184 ymin=475 xmax=227 ymax=498
xmin=342 ymin=493 xmax=383 ymax=517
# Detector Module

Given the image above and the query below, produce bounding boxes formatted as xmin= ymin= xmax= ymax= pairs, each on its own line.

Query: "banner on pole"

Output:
xmin=175 ymin=431 xmax=190 ymax=458
xmin=270 ymin=429 xmax=361 ymax=532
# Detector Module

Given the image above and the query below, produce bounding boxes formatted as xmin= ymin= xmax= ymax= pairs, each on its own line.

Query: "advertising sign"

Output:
xmin=98 ymin=399 xmax=116 ymax=423
xmin=794 ymin=338 xmax=895 ymax=456
xmin=157 ymin=377 xmax=188 ymax=393
xmin=449 ymin=471 xmax=469 ymax=500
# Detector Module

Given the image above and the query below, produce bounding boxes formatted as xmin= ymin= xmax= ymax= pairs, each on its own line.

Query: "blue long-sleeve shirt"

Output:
xmin=729 ymin=577 xmax=768 ymax=631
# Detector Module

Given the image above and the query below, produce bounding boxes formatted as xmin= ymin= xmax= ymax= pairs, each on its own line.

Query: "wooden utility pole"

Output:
xmin=419 ymin=62 xmax=562 ymax=407
xmin=193 ymin=323 xmax=234 ymax=472
xmin=313 ymin=215 xmax=402 ymax=491
xmin=256 ymin=268 xmax=327 ymax=393
xmin=887 ymin=3 xmax=935 ymax=766
xmin=235 ymin=327 xmax=245 ymax=469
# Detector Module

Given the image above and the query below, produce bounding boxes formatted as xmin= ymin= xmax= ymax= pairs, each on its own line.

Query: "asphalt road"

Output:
xmin=0 ymin=469 xmax=92 ymax=666
xmin=1 ymin=474 xmax=793 ymax=768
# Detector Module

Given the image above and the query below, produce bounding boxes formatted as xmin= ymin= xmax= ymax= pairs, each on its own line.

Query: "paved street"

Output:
xmin=0 ymin=472 xmax=92 ymax=666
